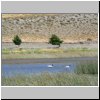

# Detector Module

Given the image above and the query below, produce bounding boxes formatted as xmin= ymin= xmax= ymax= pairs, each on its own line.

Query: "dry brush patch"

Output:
xmin=2 ymin=14 xmax=98 ymax=43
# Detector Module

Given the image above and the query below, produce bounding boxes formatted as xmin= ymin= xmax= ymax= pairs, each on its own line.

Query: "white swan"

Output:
xmin=48 ymin=64 xmax=54 ymax=68
xmin=65 ymin=65 xmax=71 ymax=68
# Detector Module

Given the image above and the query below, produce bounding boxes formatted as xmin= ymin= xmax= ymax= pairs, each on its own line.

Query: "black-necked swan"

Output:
xmin=48 ymin=64 xmax=54 ymax=68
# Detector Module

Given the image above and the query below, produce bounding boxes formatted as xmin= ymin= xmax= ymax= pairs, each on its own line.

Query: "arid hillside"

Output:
xmin=2 ymin=14 xmax=98 ymax=43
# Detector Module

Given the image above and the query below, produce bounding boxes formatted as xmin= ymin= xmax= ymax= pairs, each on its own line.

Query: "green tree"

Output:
xmin=49 ymin=34 xmax=63 ymax=47
xmin=12 ymin=35 xmax=22 ymax=47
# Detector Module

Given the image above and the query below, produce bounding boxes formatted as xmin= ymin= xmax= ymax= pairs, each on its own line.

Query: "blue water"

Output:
xmin=2 ymin=63 xmax=76 ymax=77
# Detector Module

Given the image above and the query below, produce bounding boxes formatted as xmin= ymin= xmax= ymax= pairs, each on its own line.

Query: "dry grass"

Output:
xmin=2 ymin=48 xmax=98 ymax=59
xmin=2 ymin=73 xmax=98 ymax=86
xmin=2 ymin=33 xmax=49 ymax=42
xmin=2 ymin=14 xmax=57 ymax=19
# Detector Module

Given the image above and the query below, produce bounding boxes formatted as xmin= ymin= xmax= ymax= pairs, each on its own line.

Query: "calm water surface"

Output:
xmin=2 ymin=63 xmax=76 ymax=77
xmin=2 ymin=57 xmax=97 ymax=77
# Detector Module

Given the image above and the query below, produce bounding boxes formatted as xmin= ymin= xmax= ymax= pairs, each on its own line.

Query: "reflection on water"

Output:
xmin=2 ymin=63 xmax=76 ymax=77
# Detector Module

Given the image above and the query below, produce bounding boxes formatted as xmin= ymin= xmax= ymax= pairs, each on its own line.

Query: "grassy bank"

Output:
xmin=2 ymin=48 xmax=98 ymax=59
xmin=2 ymin=61 xmax=98 ymax=86
xmin=1 ymin=73 xmax=98 ymax=86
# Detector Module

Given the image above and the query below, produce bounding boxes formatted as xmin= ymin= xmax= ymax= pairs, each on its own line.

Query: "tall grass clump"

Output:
xmin=75 ymin=60 xmax=98 ymax=74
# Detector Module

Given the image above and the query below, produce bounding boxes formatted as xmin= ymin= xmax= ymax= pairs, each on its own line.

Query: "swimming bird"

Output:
xmin=65 ymin=65 xmax=71 ymax=68
xmin=48 ymin=64 xmax=54 ymax=68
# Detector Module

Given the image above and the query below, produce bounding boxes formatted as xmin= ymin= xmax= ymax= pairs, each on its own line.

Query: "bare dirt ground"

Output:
xmin=2 ymin=42 xmax=98 ymax=49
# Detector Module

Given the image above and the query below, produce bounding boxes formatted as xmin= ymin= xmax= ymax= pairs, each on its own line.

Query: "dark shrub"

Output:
xmin=12 ymin=35 xmax=22 ymax=47
xmin=87 ymin=38 xmax=92 ymax=41
xmin=49 ymin=34 xmax=63 ymax=47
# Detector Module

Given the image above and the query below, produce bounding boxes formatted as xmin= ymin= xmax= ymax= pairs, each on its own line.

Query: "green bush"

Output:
xmin=49 ymin=34 xmax=63 ymax=47
xmin=12 ymin=35 xmax=22 ymax=46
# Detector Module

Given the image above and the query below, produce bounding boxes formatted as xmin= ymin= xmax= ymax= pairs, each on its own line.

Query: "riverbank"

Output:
xmin=2 ymin=47 xmax=98 ymax=59
xmin=2 ymin=57 xmax=98 ymax=64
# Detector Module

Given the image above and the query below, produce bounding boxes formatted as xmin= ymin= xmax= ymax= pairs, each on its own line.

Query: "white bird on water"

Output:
xmin=48 ymin=64 xmax=54 ymax=68
xmin=65 ymin=65 xmax=71 ymax=68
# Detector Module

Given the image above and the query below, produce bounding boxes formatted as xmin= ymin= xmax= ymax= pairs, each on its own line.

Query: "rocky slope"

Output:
xmin=2 ymin=14 xmax=98 ymax=43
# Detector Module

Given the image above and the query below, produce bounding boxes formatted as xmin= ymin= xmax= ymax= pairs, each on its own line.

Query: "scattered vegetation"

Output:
xmin=79 ymin=42 xmax=84 ymax=44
